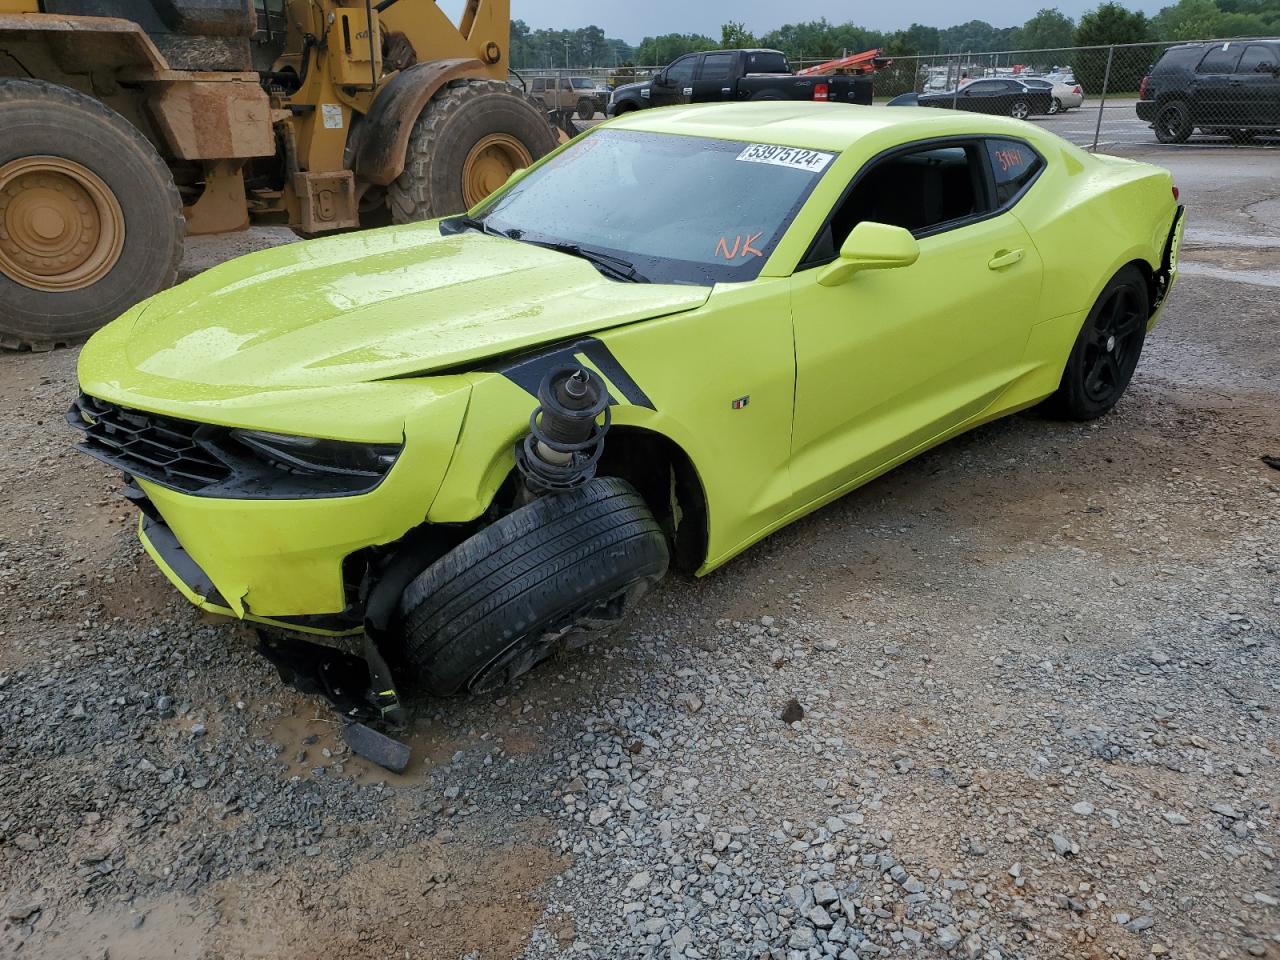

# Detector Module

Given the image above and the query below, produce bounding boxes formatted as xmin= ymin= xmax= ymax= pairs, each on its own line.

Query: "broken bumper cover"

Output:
xmin=1151 ymin=204 xmax=1185 ymax=324
xmin=67 ymin=381 xmax=474 ymax=632
xmin=138 ymin=510 xmax=361 ymax=635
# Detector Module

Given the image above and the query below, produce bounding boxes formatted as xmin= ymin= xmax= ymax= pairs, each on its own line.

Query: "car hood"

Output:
xmin=102 ymin=224 xmax=709 ymax=389
xmin=613 ymin=80 xmax=649 ymax=97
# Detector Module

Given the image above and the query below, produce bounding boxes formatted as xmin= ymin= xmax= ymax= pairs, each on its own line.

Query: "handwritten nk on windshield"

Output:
xmin=715 ymin=232 xmax=765 ymax=261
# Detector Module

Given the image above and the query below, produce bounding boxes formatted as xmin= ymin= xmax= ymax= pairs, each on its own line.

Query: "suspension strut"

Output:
xmin=515 ymin=365 xmax=611 ymax=497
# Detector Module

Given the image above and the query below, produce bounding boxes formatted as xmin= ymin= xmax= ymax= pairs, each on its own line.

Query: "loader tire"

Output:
xmin=397 ymin=478 xmax=669 ymax=697
xmin=387 ymin=78 xmax=557 ymax=223
xmin=0 ymin=79 xmax=183 ymax=351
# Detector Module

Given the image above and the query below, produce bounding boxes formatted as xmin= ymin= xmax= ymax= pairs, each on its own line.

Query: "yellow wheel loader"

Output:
xmin=0 ymin=0 xmax=557 ymax=349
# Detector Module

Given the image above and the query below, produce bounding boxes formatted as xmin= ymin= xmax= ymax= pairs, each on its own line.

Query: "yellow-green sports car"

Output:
xmin=72 ymin=102 xmax=1185 ymax=700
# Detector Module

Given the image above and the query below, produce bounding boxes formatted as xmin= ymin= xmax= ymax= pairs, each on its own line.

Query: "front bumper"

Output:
xmin=138 ymin=510 xmax=360 ymax=635
xmin=69 ymin=381 xmax=474 ymax=630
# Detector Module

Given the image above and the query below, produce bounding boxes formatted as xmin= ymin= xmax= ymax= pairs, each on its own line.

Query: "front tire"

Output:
xmin=576 ymin=97 xmax=596 ymax=120
xmin=1044 ymin=266 xmax=1150 ymax=421
xmin=1154 ymin=100 xmax=1192 ymax=143
xmin=387 ymin=78 xmax=558 ymax=223
xmin=0 ymin=79 xmax=183 ymax=350
xmin=398 ymin=478 xmax=670 ymax=697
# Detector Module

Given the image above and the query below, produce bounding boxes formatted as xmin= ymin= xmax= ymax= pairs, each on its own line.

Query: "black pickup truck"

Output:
xmin=607 ymin=48 xmax=872 ymax=116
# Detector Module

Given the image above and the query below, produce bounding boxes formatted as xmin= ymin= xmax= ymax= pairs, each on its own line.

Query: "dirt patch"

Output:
xmin=7 ymin=825 xmax=563 ymax=960
xmin=209 ymin=826 xmax=565 ymax=960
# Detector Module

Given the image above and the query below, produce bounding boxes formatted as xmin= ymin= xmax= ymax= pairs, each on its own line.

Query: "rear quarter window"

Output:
xmin=986 ymin=139 xmax=1044 ymax=206
xmin=1156 ymin=45 xmax=1207 ymax=70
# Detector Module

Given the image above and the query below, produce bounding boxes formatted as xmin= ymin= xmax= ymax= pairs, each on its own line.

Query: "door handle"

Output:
xmin=988 ymin=248 xmax=1024 ymax=269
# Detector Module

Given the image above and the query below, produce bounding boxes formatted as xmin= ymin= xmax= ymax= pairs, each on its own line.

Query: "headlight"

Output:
xmin=231 ymin=430 xmax=401 ymax=480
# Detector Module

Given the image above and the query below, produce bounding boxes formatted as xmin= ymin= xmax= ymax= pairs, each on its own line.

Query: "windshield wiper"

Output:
xmin=526 ymin=240 xmax=649 ymax=283
xmin=444 ymin=215 xmax=516 ymax=240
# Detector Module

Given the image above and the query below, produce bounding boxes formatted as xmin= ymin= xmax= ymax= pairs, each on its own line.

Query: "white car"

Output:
xmin=1021 ymin=76 xmax=1085 ymax=113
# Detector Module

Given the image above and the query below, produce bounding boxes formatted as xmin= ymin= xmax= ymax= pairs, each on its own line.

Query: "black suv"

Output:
xmin=1136 ymin=39 xmax=1280 ymax=142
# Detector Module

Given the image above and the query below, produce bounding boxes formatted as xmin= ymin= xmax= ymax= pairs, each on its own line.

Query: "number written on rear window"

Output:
xmin=985 ymin=138 xmax=1043 ymax=206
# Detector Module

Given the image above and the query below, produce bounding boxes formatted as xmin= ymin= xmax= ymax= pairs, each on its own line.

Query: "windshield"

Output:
xmin=470 ymin=129 xmax=833 ymax=285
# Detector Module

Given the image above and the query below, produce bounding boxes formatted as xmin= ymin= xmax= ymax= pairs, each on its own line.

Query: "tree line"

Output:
xmin=510 ymin=0 xmax=1279 ymax=70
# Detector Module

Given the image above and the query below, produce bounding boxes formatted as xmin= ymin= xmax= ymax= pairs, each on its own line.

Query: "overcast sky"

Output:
xmin=480 ymin=0 xmax=1161 ymax=41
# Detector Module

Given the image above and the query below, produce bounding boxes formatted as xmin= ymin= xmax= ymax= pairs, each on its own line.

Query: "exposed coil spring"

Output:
xmin=515 ymin=366 xmax=611 ymax=495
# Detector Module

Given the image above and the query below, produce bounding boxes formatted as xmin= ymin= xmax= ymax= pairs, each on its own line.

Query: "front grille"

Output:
xmin=68 ymin=394 xmax=232 ymax=493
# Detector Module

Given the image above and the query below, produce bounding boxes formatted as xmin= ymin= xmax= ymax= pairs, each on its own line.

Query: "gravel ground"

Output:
xmin=0 ymin=146 xmax=1276 ymax=960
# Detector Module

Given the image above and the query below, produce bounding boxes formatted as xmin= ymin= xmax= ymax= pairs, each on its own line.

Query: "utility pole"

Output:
xmin=564 ymin=39 xmax=570 ymax=68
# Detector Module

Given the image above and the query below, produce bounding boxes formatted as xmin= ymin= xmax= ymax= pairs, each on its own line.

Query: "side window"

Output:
xmin=667 ymin=56 xmax=696 ymax=88
xmin=560 ymin=78 xmax=574 ymax=91
xmin=700 ymin=52 xmax=735 ymax=82
xmin=1197 ymin=43 xmax=1243 ymax=73
xmin=1237 ymin=44 xmax=1279 ymax=73
xmin=985 ymin=138 xmax=1044 ymax=206
xmin=531 ymin=78 xmax=545 ymax=93
xmin=746 ymin=52 xmax=789 ymax=73
xmin=810 ymin=142 xmax=991 ymax=261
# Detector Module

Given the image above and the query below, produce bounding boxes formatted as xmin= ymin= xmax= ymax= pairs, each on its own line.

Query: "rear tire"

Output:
xmin=0 ymin=79 xmax=182 ymax=350
xmin=1049 ymin=97 xmax=1062 ymax=115
xmin=1010 ymin=99 xmax=1031 ymax=120
xmin=387 ymin=78 xmax=558 ymax=223
xmin=1154 ymin=100 xmax=1192 ymax=143
xmin=1044 ymin=266 xmax=1150 ymax=421
xmin=398 ymin=478 xmax=670 ymax=697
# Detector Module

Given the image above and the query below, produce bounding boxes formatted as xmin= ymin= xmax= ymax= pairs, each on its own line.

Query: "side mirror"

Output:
xmin=817 ymin=222 xmax=920 ymax=287
xmin=654 ymin=71 xmax=670 ymax=86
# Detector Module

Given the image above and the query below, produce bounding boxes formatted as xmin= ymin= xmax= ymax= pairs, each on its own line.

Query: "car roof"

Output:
xmin=1164 ymin=37 xmax=1279 ymax=51
xmin=606 ymin=101 xmax=1052 ymax=153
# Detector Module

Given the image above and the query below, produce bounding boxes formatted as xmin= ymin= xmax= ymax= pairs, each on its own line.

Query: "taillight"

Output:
xmin=1139 ymin=75 xmax=1149 ymax=99
xmin=814 ymin=83 xmax=830 ymax=101
xmin=1073 ymin=85 xmax=1082 ymax=95
xmin=1172 ymin=185 xmax=1180 ymax=201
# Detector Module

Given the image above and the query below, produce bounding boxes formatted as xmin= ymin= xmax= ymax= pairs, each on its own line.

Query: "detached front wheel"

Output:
xmin=397 ymin=478 xmax=669 ymax=697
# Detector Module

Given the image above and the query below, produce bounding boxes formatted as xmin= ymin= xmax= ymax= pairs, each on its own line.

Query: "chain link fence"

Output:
xmin=842 ymin=39 xmax=1279 ymax=150
xmin=525 ymin=38 xmax=1279 ymax=150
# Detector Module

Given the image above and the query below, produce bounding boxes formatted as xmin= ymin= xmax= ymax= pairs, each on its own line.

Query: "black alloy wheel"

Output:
xmin=1044 ymin=265 xmax=1150 ymax=421
xmin=1079 ymin=283 xmax=1146 ymax=407
xmin=1154 ymin=100 xmax=1193 ymax=143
